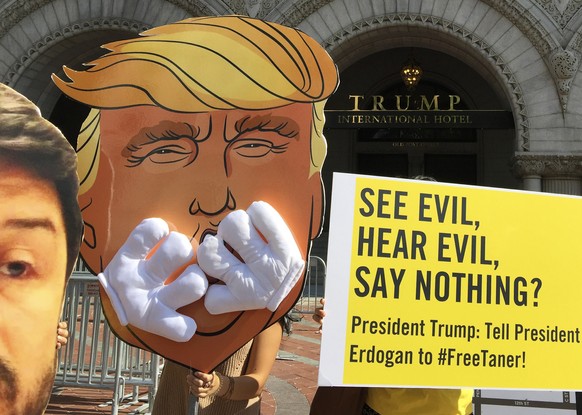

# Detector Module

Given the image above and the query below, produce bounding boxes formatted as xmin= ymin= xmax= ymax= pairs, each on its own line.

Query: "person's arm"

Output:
xmin=188 ymin=321 xmax=283 ymax=399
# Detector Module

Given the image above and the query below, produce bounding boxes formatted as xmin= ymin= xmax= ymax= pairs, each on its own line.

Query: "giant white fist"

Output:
xmin=98 ymin=218 xmax=208 ymax=342
xmin=199 ymin=201 xmax=305 ymax=315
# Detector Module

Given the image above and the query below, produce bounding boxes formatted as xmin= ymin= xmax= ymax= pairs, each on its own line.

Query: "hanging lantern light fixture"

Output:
xmin=400 ymin=52 xmax=423 ymax=90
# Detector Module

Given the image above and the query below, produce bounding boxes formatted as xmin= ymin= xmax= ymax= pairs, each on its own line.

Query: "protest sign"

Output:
xmin=319 ymin=173 xmax=582 ymax=390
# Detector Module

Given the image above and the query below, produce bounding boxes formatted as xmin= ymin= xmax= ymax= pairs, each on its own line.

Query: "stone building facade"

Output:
xmin=2 ymin=0 xmax=582 ymax=249
xmin=1 ymin=1 xmax=580 ymax=412
xmin=2 ymin=0 xmax=582 ymax=198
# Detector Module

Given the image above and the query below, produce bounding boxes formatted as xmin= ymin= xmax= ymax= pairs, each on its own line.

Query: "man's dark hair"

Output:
xmin=0 ymin=84 xmax=83 ymax=278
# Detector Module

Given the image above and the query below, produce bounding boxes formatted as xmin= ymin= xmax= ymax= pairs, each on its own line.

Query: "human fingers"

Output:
xmin=194 ymin=371 xmax=214 ymax=383
xmin=313 ymin=298 xmax=326 ymax=321
xmin=56 ymin=322 xmax=69 ymax=349
xmin=57 ymin=326 xmax=69 ymax=338
xmin=56 ymin=335 xmax=67 ymax=349
xmin=313 ymin=298 xmax=326 ymax=331
xmin=188 ymin=372 xmax=216 ymax=397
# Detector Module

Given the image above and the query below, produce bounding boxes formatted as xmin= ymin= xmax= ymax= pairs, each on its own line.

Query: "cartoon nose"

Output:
xmin=189 ymin=189 xmax=236 ymax=216
xmin=186 ymin=132 xmax=236 ymax=216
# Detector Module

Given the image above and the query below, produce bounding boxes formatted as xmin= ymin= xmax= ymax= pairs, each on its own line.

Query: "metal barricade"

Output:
xmin=54 ymin=272 xmax=161 ymax=414
xmin=54 ymin=256 xmax=326 ymax=412
xmin=295 ymin=256 xmax=327 ymax=314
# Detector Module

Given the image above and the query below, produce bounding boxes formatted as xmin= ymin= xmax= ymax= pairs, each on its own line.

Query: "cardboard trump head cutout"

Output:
xmin=53 ymin=15 xmax=338 ymax=372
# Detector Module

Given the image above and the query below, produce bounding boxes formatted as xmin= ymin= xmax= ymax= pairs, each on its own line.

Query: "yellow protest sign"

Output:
xmin=319 ymin=173 xmax=582 ymax=390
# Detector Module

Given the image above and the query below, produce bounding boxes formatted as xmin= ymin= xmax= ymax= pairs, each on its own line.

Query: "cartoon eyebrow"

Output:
xmin=230 ymin=114 xmax=300 ymax=141
xmin=4 ymin=218 xmax=56 ymax=232
xmin=122 ymin=120 xmax=210 ymax=156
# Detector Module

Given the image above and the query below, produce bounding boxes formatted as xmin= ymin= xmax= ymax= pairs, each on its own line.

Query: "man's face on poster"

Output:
xmin=0 ymin=162 xmax=68 ymax=415
xmin=80 ymin=101 xmax=323 ymax=297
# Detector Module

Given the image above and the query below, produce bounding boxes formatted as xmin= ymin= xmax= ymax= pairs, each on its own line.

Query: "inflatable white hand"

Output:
xmin=98 ymin=218 xmax=208 ymax=342
xmin=199 ymin=201 xmax=305 ymax=315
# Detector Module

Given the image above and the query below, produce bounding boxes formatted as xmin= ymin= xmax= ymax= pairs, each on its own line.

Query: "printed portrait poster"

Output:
xmin=52 ymin=16 xmax=339 ymax=372
xmin=1 ymin=84 xmax=83 ymax=414
xmin=320 ymin=172 xmax=582 ymax=391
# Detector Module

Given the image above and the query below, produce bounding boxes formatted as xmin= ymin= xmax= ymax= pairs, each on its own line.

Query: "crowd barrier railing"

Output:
xmin=295 ymin=255 xmax=327 ymax=314
xmin=54 ymin=255 xmax=327 ymax=413
xmin=54 ymin=272 xmax=161 ymax=415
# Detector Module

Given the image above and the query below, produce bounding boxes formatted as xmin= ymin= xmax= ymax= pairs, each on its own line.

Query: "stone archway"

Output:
xmin=313 ymin=15 xmax=534 ymax=152
xmin=0 ymin=0 xmax=201 ymax=114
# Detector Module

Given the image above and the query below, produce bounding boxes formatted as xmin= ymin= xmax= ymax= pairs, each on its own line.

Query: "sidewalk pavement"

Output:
xmin=46 ymin=316 xmax=322 ymax=415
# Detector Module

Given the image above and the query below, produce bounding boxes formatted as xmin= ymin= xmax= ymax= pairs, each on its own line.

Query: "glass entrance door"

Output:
xmin=356 ymin=128 xmax=479 ymax=185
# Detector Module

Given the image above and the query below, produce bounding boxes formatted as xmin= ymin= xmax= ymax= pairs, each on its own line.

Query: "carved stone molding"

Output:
xmin=0 ymin=0 xmax=47 ymax=37
xmin=1 ymin=0 xmax=575 ymax=122
xmin=281 ymin=0 xmax=569 ymax=116
xmin=165 ymin=0 xmax=213 ymax=16
xmin=533 ymin=0 xmax=582 ymax=30
xmin=480 ymin=0 xmax=558 ymax=55
xmin=468 ymin=2 xmax=575 ymax=115
xmin=549 ymin=48 xmax=580 ymax=111
xmin=322 ymin=13 xmax=530 ymax=151
xmin=512 ymin=153 xmax=582 ymax=177
xmin=2 ymin=18 xmax=149 ymax=85
xmin=225 ymin=0 xmax=281 ymax=19
xmin=279 ymin=0 xmax=333 ymax=27
xmin=0 ymin=1 xmax=562 ymax=58
xmin=0 ymin=0 xmax=203 ymax=38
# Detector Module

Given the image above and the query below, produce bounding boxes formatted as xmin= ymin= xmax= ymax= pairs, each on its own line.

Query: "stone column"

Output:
xmin=512 ymin=154 xmax=582 ymax=195
xmin=542 ymin=177 xmax=582 ymax=195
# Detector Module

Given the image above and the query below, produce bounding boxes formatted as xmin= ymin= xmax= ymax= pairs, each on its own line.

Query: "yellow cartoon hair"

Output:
xmin=53 ymin=16 xmax=338 ymax=193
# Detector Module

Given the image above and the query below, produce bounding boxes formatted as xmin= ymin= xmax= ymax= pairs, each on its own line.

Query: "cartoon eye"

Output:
xmin=231 ymin=139 xmax=287 ymax=158
xmin=0 ymin=261 xmax=31 ymax=278
xmin=127 ymin=144 xmax=193 ymax=166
